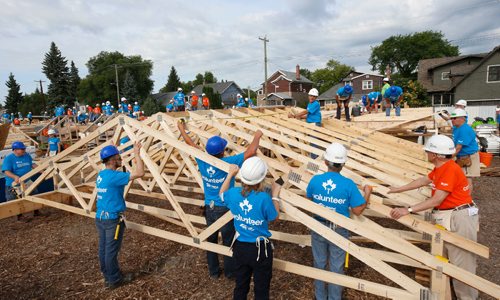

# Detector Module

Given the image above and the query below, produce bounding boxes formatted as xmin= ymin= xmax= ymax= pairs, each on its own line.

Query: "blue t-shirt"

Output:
xmin=306 ymin=172 xmax=366 ymax=219
xmin=337 ymin=86 xmax=353 ymax=98
xmin=27 ymin=113 xmax=32 ymax=119
xmin=55 ymin=107 xmax=65 ymax=117
xmin=195 ymin=153 xmax=245 ymax=206
xmin=166 ymin=104 xmax=174 ymax=111
xmin=453 ymin=124 xmax=478 ymax=157
xmin=306 ymin=100 xmax=321 ymax=124
xmin=78 ymin=113 xmax=87 ymax=122
xmin=95 ymin=169 xmax=131 ymax=219
xmin=2 ymin=153 xmax=33 ymax=187
xmin=48 ymin=137 xmax=60 ymax=151
xmin=368 ymin=91 xmax=381 ymax=104
xmin=121 ymin=102 xmax=129 ymax=113
xmin=174 ymin=92 xmax=185 ymax=106
xmin=221 ymin=187 xmax=278 ymax=242
xmin=384 ymin=86 xmax=403 ymax=102
xmin=133 ymin=105 xmax=140 ymax=112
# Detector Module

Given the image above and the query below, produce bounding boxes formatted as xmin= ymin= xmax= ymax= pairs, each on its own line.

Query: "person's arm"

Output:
xmin=57 ymin=141 xmax=62 ymax=153
xmin=220 ymin=164 xmax=239 ymax=195
xmin=351 ymin=185 xmax=372 ymax=216
xmin=4 ymin=170 xmax=20 ymax=185
xmin=244 ymin=130 xmax=263 ymax=160
xmin=387 ymin=176 xmax=432 ymax=193
xmin=177 ymin=121 xmax=200 ymax=149
xmin=130 ymin=142 xmax=145 ymax=180
xmin=453 ymin=144 xmax=463 ymax=158
xmin=271 ymin=182 xmax=281 ymax=220
xmin=390 ymin=189 xmax=449 ymax=219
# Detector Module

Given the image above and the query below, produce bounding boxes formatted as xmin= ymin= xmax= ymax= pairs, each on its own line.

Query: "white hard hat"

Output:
xmin=245 ymin=98 xmax=249 ymax=101
xmin=77 ymin=111 xmax=81 ymax=115
xmin=86 ymin=105 xmax=89 ymax=107
xmin=111 ymin=105 xmax=114 ymax=108
xmin=96 ymin=103 xmax=100 ymax=106
xmin=106 ymin=101 xmax=111 ymax=105
xmin=450 ymin=108 xmax=467 ymax=118
xmin=48 ymin=129 xmax=56 ymax=135
xmin=324 ymin=143 xmax=348 ymax=163
xmin=424 ymin=135 xmax=455 ymax=155
xmin=169 ymin=100 xmax=174 ymax=103
xmin=455 ymin=99 xmax=467 ymax=107
xmin=239 ymin=156 xmax=268 ymax=185
xmin=308 ymin=88 xmax=319 ymax=97
xmin=202 ymin=93 xmax=206 ymax=96
xmin=101 ymin=102 xmax=105 ymax=105
xmin=383 ymin=77 xmax=390 ymax=82
xmin=135 ymin=101 xmax=138 ymax=105
xmin=177 ymin=87 xmax=182 ymax=91
xmin=237 ymin=93 xmax=241 ymax=97
xmin=29 ymin=112 xmax=31 ymax=114
xmin=191 ymin=91 xmax=195 ymax=94
xmin=496 ymin=107 xmax=500 ymax=112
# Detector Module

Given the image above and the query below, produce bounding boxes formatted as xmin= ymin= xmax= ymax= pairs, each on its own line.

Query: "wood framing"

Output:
xmin=2 ymin=108 xmax=499 ymax=300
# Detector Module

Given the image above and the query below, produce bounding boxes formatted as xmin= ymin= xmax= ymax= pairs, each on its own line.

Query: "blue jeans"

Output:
xmin=386 ymin=102 xmax=401 ymax=116
xmin=205 ymin=205 xmax=235 ymax=277
xmin=95 ymin=218 xmax=125 ymax=284
xmin=311 ymin=226 xmax=349 ymax=300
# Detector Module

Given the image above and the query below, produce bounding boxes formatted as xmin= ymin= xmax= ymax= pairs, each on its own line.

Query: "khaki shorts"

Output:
xmin=461 ymin=152 xmax=480 ymax=177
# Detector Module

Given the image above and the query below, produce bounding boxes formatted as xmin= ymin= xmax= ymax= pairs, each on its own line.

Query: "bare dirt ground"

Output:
xmin=0 ymin=158 xmax=498 ymax=300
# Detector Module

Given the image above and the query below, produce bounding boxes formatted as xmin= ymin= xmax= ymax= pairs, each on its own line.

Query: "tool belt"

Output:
xmin=456 ymin=155 xmax=472 ymax=167
xmin=432 ymin=203 xmax=477 ymax=231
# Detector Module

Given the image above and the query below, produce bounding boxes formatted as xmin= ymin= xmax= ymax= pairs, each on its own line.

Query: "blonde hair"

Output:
xmin=241 ymin=182 xmax=264 ymax=197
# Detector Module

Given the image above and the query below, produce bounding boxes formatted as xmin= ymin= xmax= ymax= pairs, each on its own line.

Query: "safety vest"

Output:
xmin=202 ymin=97 xmax=209 ymax=107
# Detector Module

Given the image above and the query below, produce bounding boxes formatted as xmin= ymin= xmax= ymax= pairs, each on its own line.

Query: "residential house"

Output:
xmin=258 ymin=65 xmax=314 ymax=106
xmin=418 ymin=45 xmax=500 ymax=106
xmin=317 ymin=71 xmax=385 ymax=105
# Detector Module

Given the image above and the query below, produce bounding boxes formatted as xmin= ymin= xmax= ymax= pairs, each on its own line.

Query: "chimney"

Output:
xmin=296 ymin=64 xmax=300 ymax=80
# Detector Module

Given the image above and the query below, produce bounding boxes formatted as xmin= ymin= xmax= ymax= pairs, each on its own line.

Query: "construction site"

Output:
xmin=0 ymin=107 xmax=499 ymax=300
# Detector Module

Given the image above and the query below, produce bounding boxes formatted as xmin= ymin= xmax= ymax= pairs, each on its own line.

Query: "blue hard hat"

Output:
xmin=206 ymin=136 xmax=228 ymax=155
xmin=344 ymin=85 xmax=353 ymax=93
xmin=100 ymin=145 xmax=120 ymax=160
xmin=12 ymin=141 xmax=26 ymax=150
xmin=390 ymin=86 xmax=398 ymax=95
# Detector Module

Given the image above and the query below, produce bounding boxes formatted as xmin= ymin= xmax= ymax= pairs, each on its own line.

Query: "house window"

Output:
xmin=487 ymin=65 xmax=500 ymax=83
xmin=441 ymin=72 xmax=450 ymax=80
xmin=344 ymin=81 xmax=352 ymax=86
xmin=362 ymin=80 xmax=373 ymax=90
xmin=257 ymin=90 xmax=263 ymax=95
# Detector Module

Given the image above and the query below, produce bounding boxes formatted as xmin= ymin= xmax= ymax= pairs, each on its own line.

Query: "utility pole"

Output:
xmin=259 ymin=35 xmax=269 ymax=105
xmin=35 ymin=80 xmax=46 ymax=108
xmin=114 ymin=64 xmax=120 ymax=107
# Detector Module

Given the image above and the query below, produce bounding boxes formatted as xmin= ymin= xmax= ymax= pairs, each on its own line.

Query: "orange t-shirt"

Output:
xmin=191 ymin=95 xmax=199 ymax=106
xmin=93 ymin=107 xmax=101 ymax=114
xmin=428 ymin=160 xmax=472 ymax=209
xmin=202 ymin=97 xmax=209 ymax=107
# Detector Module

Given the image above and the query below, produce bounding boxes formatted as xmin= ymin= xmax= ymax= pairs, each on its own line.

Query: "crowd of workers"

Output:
xmin=1 ymin=84 xmax=485 ymax=299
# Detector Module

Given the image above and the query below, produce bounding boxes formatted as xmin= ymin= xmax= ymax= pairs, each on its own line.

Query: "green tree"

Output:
xmin=5 ymin=73 xmax=23 ymax=114
xmin=369 ymin=30 xmax=459 ymax=79
xmin=121 ymin=70 xmax=138 ymax=101
xmin=310 ymin=60 xmax=353 ymax=94
xmin=160 ymin=66 xmax=182 ymax=93
xmin=19 ymin=89 xmax=45 ymax=115
xmin=42 ymin=42 xmax=71 ymax=108
xmin=299 ymin=68 xmax=312 ymax=80
xmin=390 ymin=75 xmax=430 ymax=107
xmin=78 ymin=51 xmax=153 ymax=105
xmin=202 ymin=86 xmax=222 ymax=109
xmin=203 ymin=71 xmax=217 ymax=84
xmin=68 ymin=60 xmax=80 ymax=103
xmin=193 ymin=73 xmax=204 ymax=86
xmin=142 ymin=96 xmax=161 ymax=116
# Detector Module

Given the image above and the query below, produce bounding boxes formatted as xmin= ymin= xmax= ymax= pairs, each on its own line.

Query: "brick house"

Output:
xmin=418 ymin=45 xmax=500 ymax=106
xmin=257 ymin=65 xmax=314 ymax=106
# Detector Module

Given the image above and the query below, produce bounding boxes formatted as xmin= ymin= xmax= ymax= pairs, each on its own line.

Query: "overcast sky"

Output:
xmin=1 ymin=0 xmax=499 ymax=102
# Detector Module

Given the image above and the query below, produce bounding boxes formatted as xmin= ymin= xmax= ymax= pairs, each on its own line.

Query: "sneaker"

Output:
xmin=107 ymin=273 xmax=134 ymax=290
xmin=209 ymin=271 xmax=220 ymax=280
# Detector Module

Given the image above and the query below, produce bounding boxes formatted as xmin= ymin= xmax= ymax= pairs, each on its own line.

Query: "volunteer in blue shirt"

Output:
xmin=177 ymin=120 xmax=263 ymax=279
xmin=95 ymin=142 xmax=144 ymax=289
xmin=2 ymin=141 xmax=40 ymax=219
xmin=77 ymin=111 xmax=87 ymax=124
xmin=220 ymin=158 xmax=280 ymax=300
xmin=441 ymin=99 xmax=469 ymax=124
xmin=383 ymin=85 xmax=403 ymax=117
xmin=174 ymin=87 xmax=186 ymax=111
xmin=133 ymin=102 xmax=141 ymax=113
xmin=2 ymin=112 xmax=10 ymax=123
xmin=120 ymin=97 xmax=129 ymax=113
xmin=46 ymin=129 xmax=61 ymax=157
xmin=450 ymin=109 xmax=480 ymax=193
xmin=166 ymin=100 xmax=174 ymax=112
xmin=288 ymin=88 xmax=321 ymax=125
xmin=367 ymin=91 xmax=382 ymax=113
xmin=27 ymin=112 xmax=33 ymax=124
xmin=236 ymin=94 xmax=246 ymax=108
xmin=306 ymin=143 xmax=372 ymax=300
xmin=335 ymin=84 xmax=354 ymax=121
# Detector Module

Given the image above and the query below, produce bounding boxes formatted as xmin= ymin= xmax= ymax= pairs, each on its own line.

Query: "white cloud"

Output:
xmin=1 ymin=0 xmax=499 ymax=102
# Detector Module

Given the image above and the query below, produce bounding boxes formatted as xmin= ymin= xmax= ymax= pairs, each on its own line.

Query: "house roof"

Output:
xmin=192 ymin=81 xmax=243 ymax=95
xmin=426 ymin=54 xmax=488 ymax=71
xmin=317 ymin=83 xmax=343 ymax=101
xmin=349 ymin=73 xmax=385 ymax=81
xmin=452 ymin=46 xmax=500 ymax=90
xmin=265 ymin=70 xmax=313 ymax=84
xmin=266 ymin=92 xmax=293 ymax=100
xmin=151 ymin=92 xmax=177 ymax=104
